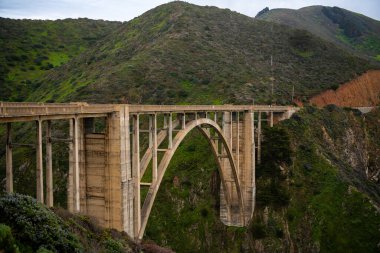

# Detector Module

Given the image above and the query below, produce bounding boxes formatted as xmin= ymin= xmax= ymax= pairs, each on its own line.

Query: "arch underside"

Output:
xmin=138 ymin=118 xmax=245 ymax=239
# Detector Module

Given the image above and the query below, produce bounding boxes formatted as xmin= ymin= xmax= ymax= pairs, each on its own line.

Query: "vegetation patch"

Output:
xmin=48 ymin=52 xmax=69 ymax=67
xmin=0 ymin=193 xmax=82 ymax=252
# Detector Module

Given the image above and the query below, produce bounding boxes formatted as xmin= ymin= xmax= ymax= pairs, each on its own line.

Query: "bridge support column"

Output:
xmin=242 ymin=111 xmax=255 ymax=222
xmin=36 ymin=120 xmax=44 ymax=203
xmin=122 ymin=107 xmax=134 ymax=237
xmin=168 ymin=113 xmax=173 ymax=149
xmin=257 ymin=112 xmax=262 ymax=164
xmin=269 ymin=112 xmax=274 ymax=127
xmin=73 ymin=117 xmax=81 ymax=212
xmin=68 ymin=120 xmax=74 ymax=212
xmin=46 ymin=120 xmax=53 ymax=207
xmin=181 ymin=113 xmax=186 ymax=129
xmin=118 ymin=106 xmax=133 ymax=236
xmin=220 ymin=111 xmax=243 ymax=225
xmin=105 ymin=112 xmax=124 ymax=230
xmin=220 ymin=112 xmax=231 ymax=224
xmin=152 ymin=114 xmax=157 ymax=182
xmin=235 ymin=112 xmax=240 ymax=174
xmin=6 ymin=123 xmax=13 ymax=193
xmin=132 ymin=114 xmax=141 ymax=238
xmin=68 ymin=117 xmax=83 ymax=212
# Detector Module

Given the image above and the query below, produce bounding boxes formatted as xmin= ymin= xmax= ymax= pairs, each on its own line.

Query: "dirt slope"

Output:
xmin=310 ymin=70 xmax=380 ymax=107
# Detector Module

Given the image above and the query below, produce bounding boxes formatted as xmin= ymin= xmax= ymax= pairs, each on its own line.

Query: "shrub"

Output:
xmin=178 ymin=90 xmax=188 ymax=98
xmin=34 ymin=55 xmax=48 ymax=65
xmin=250 ymin=221 xmax=266 ymax=239
xmin=5 ymin=54 xmax=21 ymax=62
xmin=0 ymin=224 xmax=19 ymax=253
xmin=275 ymin=228 xmax=284 ymax=238
xmin=36 ymin=247 xmax=54 ymax=253
xmin=0 ymin=193 xmax=83 ymax=253
xmin=103 ymin=238 xmax=125 ymax=253
xmin=330 ymin=84 xmax=339 ymax=90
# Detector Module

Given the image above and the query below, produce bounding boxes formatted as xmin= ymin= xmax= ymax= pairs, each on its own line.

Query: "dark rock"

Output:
xmin=255 ymin=7 xmax=270 ymax=18
xmin=304 ymin=163 xmax=313 ymax=171
xmin=291 ymin=113 xmax=302 ymax=122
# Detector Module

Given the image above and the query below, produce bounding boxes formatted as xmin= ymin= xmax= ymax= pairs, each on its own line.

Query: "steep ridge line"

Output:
xmin=310 ymin=70 xmax=380 ymax=107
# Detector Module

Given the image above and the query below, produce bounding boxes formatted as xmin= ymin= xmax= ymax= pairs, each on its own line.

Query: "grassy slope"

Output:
xmin=256 ymin=6 xmax=380 ymax=61
xmin=144 ymin=108 xmax=380 ymax=252
xmin=27 ymin=2 xmax=372 ymax=104
xmin=0 ymin=18 xmax=121 ymax=101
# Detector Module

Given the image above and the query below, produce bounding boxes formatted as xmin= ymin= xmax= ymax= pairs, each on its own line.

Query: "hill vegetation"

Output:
xmin=0 ymin=18 xmax=121 ymax=101
xmin=256 ymin=6 xmax=380 ymax=62
xmin=0 ymin=2 xmax=374 ymax=104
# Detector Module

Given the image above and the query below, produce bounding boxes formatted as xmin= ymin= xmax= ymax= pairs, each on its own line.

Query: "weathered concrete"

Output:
xmin=1 ymin=102 xmax=298 ymax=240
xmin=36 ymin=120 xmax=44 ymax=203
xmin=6 ymin=123 xmax=12 ymax=193
xmin=46 ymin=120 xmax=53 ymax=207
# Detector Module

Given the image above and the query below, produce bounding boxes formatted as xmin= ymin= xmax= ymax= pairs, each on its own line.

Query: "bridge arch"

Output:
xmin=138 ymin=117 xmax=245 ymax=239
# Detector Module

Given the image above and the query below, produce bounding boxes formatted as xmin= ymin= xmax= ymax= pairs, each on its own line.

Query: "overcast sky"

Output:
xmin=0 ymin=0 xmax=379 ymax=21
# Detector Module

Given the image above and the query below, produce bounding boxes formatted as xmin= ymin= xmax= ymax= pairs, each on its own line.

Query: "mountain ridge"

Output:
xmin=256 ymin=5 xmax=380 ymax=61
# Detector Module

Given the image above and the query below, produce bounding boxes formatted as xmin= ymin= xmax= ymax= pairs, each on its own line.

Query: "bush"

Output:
xmin=103 ymin=238 xmax=125 ymax=253
xmin=34 ymin=55 xmax=48 ymax=65
xmin=36 ymin=247 xmax=54 ymax=253
xmin=250 ymin=221 xmax=266 ymax=239
xmin=0 ymin=224 xmax=19 ymax=253
xmin=178 ymin=90 xmax=188 ymax=98
xmin=330 ymin=84 xmax=339 ymax=90
xmin=0 ymin=193 xmax=83 ymax=253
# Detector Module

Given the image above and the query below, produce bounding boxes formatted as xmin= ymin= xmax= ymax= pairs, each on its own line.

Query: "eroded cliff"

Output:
xmin=310 ymin=70 xmax=380 ymax=107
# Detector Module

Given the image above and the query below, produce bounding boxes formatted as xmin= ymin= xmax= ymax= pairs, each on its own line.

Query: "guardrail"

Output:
xmin=0 ymin=102 xmax=297 ymax=119
xmin=0 ymin=102 xmax=116 ymax=117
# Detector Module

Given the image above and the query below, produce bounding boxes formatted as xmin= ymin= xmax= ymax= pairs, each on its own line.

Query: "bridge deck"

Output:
xmin=0 ymin=102 xmax=296 ymax=123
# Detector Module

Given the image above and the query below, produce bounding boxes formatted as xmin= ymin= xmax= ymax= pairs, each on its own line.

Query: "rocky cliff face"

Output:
xmin=310 ymin=70 xmax=380 ymax=107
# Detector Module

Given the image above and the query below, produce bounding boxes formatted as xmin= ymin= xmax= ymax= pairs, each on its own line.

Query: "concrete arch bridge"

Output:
xmin=0 ymin=102 xmax=297 ymax=239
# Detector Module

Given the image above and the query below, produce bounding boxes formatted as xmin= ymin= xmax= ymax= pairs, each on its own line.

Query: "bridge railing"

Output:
xmin=0 ymin=102 xmax=297 ymax=119
xmin=127 ymin=104 xmax=295 ymax=113
xmin=0 ymin=102 xmax=117 ymax=118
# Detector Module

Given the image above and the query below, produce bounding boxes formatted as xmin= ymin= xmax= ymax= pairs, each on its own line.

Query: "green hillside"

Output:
xmin=0 ymin=18 xmax=121 ymax=101
xmin=24 ymin=2 xmax=373 ymax=104
xmin=256 ymin=6 xmax=380 ymax=61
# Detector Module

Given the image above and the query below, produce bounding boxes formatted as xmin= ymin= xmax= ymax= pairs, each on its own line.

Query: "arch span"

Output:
xmin=138 ymin=118 xmax=245 ymax=239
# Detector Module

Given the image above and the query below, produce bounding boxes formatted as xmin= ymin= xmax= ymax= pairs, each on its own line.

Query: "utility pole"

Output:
xmin=271 ymin=55 xmax=274 ymax=95
xmin=291 ymin=85 xmax=295 ymax=103
xmin=270 ymin=22 xmax=275 ymax=105
xmin=270 ymin=55 xmax=274 ymax=105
